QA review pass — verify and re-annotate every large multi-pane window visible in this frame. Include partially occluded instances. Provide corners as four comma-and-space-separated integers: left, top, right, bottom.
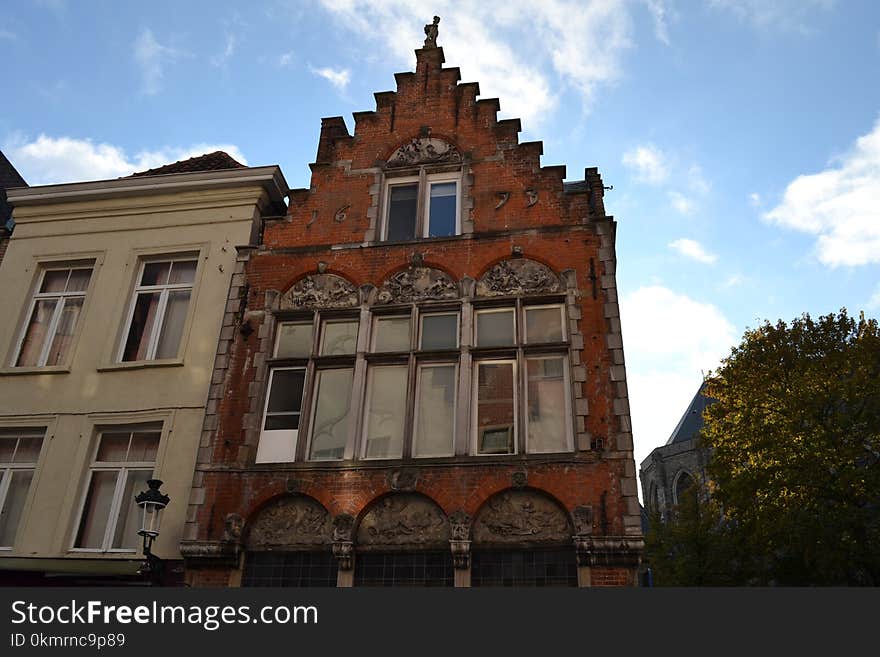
73, 427, 160, 551
472, 303, 571, 455
256, 312, 359, 464
382, 172, 460, 242
119, 256, 197, 362
14, 265, 93, 367
0, 430, 44, 549
256, 300, 573, 464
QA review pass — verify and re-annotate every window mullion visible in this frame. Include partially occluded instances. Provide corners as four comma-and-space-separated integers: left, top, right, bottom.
0, 469, 12, 518
36, 295, 65, 367
417, 168, 428, 238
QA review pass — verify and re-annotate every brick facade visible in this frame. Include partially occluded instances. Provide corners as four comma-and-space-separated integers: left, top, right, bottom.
182, 42, 642, 587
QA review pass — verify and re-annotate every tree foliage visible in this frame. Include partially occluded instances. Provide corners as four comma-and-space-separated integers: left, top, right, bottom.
702, 309, 880, 585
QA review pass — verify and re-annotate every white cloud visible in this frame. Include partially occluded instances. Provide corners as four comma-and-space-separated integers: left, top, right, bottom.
709, 0, 836, 34
668, 238, 718, 264
133, 29, 184, 95
622, 143, 668, 184
278, 51, 294, 67
764, 117, 880, 267
211, 33, 237, 67
722, 273, 745, 288
749, 192, 762, 207
315, 1, 632, 125
642, 0, 671, 45
309, 65, 351, 91
687, 165, 710, 195
668, 191, 695, 215
4, 134, 248, 185
620, 285, 737, 487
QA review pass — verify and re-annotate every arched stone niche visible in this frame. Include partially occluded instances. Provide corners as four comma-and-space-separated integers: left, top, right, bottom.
472, 489, 572, 546
386, 137, 462, 168
375, 266, 458, 305
278, 273, 359, 310
355, 493, 450, 549
244, 495, 332, 550
475, 259, 562, 297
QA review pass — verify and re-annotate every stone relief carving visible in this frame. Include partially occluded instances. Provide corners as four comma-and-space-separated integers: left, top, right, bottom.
356, 495, 450, 547
475, 259, 561, 297
334, 204, 350, 223
388, 469, 419, 492
279, 274, 359, 310
245, 496, 331, 548
449, 511, 471, 541
525, 189, 538, 207
386, 137, 461, 168
376, 266, 458, 304
495, 192, 510, 209
223, 513, 244, 542
511, 471, 528, 489
572, 506, 594, 536
473, 490, 571, 544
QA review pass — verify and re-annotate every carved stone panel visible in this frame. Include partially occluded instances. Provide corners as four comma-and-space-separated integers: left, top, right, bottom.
473, 490, 571, 545
376, 266, 458, 305
245, 496, 331, 549
475, 259, 561, 297
356, 494, 450, 548
279, 274, 359, 310
386, 137, 461, 168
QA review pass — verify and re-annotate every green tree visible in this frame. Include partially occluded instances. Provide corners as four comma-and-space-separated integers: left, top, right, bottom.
703, 310, 880, 585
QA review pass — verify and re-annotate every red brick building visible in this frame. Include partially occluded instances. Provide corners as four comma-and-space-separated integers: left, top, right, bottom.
181, 29, 642, 587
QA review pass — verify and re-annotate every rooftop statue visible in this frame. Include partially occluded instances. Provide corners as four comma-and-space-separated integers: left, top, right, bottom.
423, 15, 440, 47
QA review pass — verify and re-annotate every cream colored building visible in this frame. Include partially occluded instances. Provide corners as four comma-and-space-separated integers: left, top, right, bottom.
0, 156, 287, 583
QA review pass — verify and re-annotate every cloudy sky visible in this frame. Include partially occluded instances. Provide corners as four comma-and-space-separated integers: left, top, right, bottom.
3, 1, 879, 497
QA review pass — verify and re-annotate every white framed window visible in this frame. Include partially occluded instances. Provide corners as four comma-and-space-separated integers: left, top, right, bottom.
381, 172, 460, 242
0, 430, 44, 549
275, 321, 314, 358
306, 368, 354, 461
320, 319, 359, 356
413, 363, 457, 458
14, 265, 93, 367
362, 365, 408, 459
524, 355, 572, 453
255, 367, 307, 464
523, 305, 566, 344
474, 308, 516, 347
119, 256, 197, 362
473, 360, 518, 455
371, 315, 412, 352
72, 427, 160, 552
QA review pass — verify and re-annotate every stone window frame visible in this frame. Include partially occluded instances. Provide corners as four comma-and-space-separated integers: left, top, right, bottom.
672, 470, 695, 506
0, 427, 46, 550
469, 298, 574, 457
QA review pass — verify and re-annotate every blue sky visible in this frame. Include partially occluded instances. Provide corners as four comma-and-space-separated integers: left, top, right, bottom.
3, 1, 879, 492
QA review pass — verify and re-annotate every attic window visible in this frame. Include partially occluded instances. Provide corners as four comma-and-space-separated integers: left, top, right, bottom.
382, 172, 460, 241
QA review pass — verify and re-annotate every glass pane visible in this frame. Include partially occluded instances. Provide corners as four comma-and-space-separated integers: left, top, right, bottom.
420, 314, 458, 350
526, 307, 564, 343
526, 358, 568, 453
364, 366, 407, 459
0, 470, 35, 547
0, 438, 15, 463
168, 260, 197, 284
75, 471, 118, 548
275, 322, 313, 358
12, 436, 43, 464
476, 362, 515, 454
155, 289, 191, 359
40, 270, 68, 293
45, 296, 83, 366
321, 321, 358, 356
128, 432, 160, 462
373, 316, 410, 352
387, 183, 418, 241
308, 369, 353, 461
414, 365, 456, 457
141, 262, 171, 286
476, 310, 515, 347
265, 369, 306, 430
428, 182, 457, 237
97, 433, 131, 462
122, 292, 161, 361
66, 268, 92, 292
16, 299, 58, 366
112, 470, 153, 549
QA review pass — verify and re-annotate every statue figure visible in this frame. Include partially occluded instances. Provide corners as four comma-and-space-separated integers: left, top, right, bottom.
424, 16, 440, 48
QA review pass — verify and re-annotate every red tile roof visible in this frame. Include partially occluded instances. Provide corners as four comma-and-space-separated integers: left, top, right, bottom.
129, 151, 245, 177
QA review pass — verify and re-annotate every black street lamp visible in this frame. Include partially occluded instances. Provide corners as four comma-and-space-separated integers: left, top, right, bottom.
135, 479, 170, 586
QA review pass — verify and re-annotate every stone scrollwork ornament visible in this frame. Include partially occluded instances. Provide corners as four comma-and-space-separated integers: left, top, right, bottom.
473, 490, 571, 544
376, 266, 458, 304
279, 273, 359, 310
475, 259, 562, 297
357, 495, 450, 547
245, 496, 331, 549
386, 137, 461, 168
